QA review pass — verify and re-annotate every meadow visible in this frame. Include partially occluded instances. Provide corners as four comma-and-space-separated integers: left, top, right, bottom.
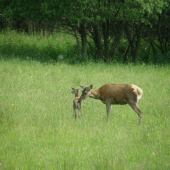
0, 31, 170, 169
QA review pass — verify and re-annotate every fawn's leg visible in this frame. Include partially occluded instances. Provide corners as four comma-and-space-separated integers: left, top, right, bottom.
73, 105, 77, 118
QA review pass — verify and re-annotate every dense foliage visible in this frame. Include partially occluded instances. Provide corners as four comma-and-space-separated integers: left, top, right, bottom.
0, 0, 170, 63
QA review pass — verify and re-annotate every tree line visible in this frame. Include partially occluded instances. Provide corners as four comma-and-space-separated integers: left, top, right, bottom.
0, 0, 170, 63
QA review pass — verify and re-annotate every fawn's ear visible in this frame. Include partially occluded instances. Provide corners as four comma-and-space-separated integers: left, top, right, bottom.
71, 87, 76, 94
71, 90, 76, 94
79, 85, 86, 89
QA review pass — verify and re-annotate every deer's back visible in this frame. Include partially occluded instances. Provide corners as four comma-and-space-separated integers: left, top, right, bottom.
99, 84, 138, 104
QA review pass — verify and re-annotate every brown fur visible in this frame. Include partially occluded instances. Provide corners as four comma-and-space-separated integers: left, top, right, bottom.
79, 84, 143, 125
71, 88, 82, 118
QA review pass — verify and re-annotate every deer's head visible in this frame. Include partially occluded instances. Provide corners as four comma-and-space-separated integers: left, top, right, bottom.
78, 85, 93, 101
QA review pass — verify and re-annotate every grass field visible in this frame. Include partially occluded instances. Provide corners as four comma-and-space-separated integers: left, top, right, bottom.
0, 32, 170, 169
0, 58, 170, 170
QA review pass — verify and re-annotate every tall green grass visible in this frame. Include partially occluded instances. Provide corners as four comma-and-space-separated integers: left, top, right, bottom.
0, 32, 170, 169
0, 30, 80, 63
0, 58, 170, 169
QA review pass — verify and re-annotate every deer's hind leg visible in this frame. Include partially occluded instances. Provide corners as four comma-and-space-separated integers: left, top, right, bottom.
128, 102, 142, 125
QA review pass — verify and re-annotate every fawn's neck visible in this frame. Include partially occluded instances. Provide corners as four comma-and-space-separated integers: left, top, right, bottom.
75, 91, 79, 98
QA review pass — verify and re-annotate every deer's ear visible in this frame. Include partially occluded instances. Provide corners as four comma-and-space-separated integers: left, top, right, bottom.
88, 85, 93, 91
72, 87, 75, 90
79, 85, 86, 89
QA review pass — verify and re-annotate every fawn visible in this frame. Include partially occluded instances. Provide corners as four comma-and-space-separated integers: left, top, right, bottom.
71, 87, 82, 118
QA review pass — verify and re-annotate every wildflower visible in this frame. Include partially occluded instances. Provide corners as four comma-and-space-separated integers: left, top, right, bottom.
152, 152, 155, 156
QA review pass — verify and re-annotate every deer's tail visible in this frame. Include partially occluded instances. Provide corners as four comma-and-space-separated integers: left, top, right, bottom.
132, 84, 143, 100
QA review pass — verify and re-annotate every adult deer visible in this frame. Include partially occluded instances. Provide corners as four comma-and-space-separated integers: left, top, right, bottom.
71, 87, 82, 118
78, 84, 143, 125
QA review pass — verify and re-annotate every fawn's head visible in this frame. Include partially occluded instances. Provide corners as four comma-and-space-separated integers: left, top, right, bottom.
71, 87, 80, 97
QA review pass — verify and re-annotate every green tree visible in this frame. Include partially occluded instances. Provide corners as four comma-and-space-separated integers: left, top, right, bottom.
0, 0, 169, 63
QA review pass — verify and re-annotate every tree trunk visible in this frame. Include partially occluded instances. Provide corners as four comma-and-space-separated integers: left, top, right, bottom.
132, 25, 142, 62
93, 24, 103, 59
158, 24, 164, 54
111, 21, 125, 59
103, 20, 110, 62
124, 23, 135, 62
148, 28, 156, 61
123, 44, 131, 62
0, 15, 4, 31
73, 26, 81, 56
80, 23, 87, 58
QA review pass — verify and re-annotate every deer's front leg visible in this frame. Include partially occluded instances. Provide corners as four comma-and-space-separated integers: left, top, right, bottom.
79, 103, 83, 117
106, 102, 111, 121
